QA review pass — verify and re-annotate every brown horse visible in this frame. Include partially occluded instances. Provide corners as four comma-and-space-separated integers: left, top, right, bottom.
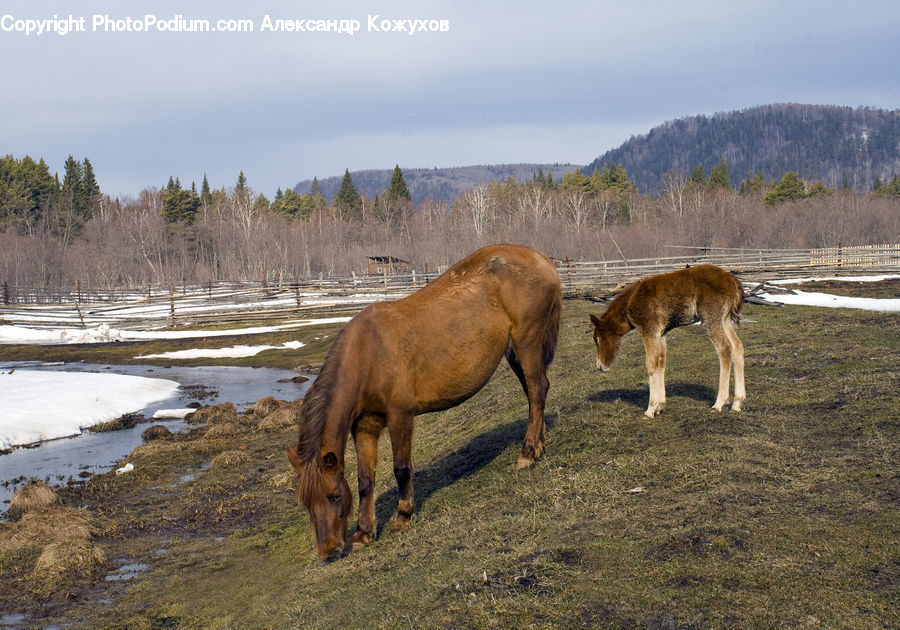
589, 264, 745, 418
286, 244, 562, 561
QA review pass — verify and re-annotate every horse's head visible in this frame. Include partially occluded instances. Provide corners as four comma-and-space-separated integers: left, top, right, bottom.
589, 312, 622, 372
286, 446, 352, 562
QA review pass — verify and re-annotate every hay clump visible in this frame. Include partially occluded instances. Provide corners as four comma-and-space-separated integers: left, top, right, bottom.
186, 402, 238, 425
251, 396, 284, 418
7, 481, 61, 521
142, 424, 174, 442
1, 505, 106, 580
210, 450, 251, 468
259, 400, 304, 431
204, 422, 244, 439
33, 539, 107, 578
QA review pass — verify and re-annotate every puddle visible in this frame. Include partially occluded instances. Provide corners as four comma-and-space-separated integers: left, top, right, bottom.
1, 614, 27, 628
104, 562, 151, 582
0, 363, 311, 507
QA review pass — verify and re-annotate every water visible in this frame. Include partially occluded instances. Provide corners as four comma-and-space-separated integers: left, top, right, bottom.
0, 363, 311, 508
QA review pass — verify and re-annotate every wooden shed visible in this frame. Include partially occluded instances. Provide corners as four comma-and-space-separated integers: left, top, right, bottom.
366, 255, 412, 275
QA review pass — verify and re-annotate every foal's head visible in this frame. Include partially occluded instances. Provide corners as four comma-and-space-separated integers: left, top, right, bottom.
589, 312, 624, 372
286, 447, 352, 562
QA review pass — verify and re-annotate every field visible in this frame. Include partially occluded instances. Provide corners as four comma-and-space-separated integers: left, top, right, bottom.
1, 280, 898, 629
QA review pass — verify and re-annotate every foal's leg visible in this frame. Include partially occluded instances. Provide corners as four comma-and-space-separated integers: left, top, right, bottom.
707, 321, 733, 412
725, 322, 745, 411
507, 343, 550, 470
641, 332, 667, 417
351, 416, 383, 549
387, 412, 415, 531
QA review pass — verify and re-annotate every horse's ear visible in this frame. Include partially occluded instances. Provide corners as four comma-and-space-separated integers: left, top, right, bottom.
322, 451, 338, 471
285, 446, 304, 475
589, 313, 601, 327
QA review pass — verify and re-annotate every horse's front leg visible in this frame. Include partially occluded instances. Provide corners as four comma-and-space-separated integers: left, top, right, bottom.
641, 332, 666, 418
387, 412, 415, 531
351, 417, 382, 549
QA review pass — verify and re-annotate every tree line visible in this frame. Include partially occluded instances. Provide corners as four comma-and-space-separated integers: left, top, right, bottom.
1, 154, 898, 291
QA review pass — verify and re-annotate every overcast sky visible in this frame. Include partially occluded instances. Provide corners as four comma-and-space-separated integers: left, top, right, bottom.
2, 0, 898, 198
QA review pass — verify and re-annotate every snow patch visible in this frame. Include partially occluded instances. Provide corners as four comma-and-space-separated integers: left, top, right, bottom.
0, 370, 179, 449
136, 340, 305, 359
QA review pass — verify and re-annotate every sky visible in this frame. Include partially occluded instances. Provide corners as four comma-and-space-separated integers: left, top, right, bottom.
2, 0, 898, 199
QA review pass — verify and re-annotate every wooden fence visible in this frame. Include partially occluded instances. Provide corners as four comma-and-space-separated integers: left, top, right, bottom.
2, 245, 898, 329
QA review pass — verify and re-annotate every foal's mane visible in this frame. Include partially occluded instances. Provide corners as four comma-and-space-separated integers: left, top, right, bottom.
606, 279, 640, 310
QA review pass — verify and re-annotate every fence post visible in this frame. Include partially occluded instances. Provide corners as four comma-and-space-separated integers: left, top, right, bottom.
169, 284, 176, 327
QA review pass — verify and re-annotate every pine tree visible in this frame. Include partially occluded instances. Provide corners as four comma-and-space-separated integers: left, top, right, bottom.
310, 177, 322, 198
334, 168, 361, 220
200, 173, 212, 206
163, 176, 200, 223
386, 165, 411, 201
81, 158, 100, 218
764, 171, 807, 206
690, 163, 707, 185
236, 170, 247, 193
708, 159, 731, 190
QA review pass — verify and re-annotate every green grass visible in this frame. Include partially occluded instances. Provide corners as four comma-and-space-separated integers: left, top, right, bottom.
1, 292, 898, 629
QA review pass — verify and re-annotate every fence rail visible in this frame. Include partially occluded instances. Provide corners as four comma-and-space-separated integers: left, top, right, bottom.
2, 246, 898, 330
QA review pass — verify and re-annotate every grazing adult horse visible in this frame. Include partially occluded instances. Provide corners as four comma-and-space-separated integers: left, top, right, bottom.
286, 244, 562, 561
589, 264, 745, 418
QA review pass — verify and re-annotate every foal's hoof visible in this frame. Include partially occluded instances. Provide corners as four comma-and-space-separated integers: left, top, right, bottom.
731, 400, 743, 412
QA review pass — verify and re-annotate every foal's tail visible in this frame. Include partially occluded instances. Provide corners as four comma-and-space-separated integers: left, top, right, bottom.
730, 272, 745, 326
542, 288, 562, 367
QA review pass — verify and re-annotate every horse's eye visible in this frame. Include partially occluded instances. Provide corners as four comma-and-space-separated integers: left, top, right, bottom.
328, 494, 341, 505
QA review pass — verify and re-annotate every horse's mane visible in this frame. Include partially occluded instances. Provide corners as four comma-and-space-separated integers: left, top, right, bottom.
297, 327, 349, 466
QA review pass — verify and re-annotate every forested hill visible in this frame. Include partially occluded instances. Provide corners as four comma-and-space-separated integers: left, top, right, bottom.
584, 104, 900, 193
293, 163, 581, 205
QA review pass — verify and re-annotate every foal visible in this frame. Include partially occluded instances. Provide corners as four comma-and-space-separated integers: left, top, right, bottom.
590, 264, 745, 418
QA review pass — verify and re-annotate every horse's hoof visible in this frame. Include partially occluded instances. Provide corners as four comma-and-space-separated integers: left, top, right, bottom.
351, 531, 372, 549
389, 516, 412, 532
515, 455, 535, 471
731, 400, 743, 412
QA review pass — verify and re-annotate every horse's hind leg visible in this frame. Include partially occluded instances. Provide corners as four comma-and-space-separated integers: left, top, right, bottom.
506, 344, 549, 470
725, 322, 745, 411
707, 322, 733, 412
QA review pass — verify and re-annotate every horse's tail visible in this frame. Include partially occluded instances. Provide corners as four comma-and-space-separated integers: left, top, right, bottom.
730, 272, 745, 326
542, 287, 562, 367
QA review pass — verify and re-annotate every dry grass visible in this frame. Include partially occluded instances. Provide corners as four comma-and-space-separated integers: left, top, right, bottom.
141, 424, 174, 441
259, 400, 303, 431
204, 422, 245, 439
32, 539, 107, 579
187, 402, 239, 424
6, 482, 60, 521
210, 450, 251, 468
250, 396, 284, 417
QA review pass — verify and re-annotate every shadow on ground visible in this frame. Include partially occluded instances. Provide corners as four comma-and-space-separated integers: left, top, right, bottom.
373, 413, 558, 536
